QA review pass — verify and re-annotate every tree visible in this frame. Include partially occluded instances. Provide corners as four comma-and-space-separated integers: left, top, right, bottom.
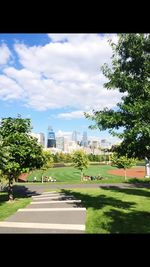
0, 116, 45, 200
85, 34, 150, 160
72, 150, 89, 181
110, 153, 136, 181
0, 136, 10, 190
41, 151, 54, 183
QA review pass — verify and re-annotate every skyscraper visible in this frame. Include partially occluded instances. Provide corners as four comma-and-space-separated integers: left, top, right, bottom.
47, 126, 56, 148
81, 131, 88, 147
72, 131, 78, 143
56, 136, 64, 150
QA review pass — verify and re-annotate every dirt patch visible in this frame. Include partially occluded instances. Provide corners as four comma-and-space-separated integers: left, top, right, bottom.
108, 167, 145, 178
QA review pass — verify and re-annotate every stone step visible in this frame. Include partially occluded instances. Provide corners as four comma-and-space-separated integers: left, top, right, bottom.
0, 227, 85, 233
6, 210, 86, 225
18, 208, 86, 212
30, 200, 81, 204
26, 202, 82, 209
0, 221, 85, 232
32, 196, 74, 201
32, 193, 68, 199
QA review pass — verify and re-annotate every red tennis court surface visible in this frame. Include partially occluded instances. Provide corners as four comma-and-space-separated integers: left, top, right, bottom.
108, 167, 145, 178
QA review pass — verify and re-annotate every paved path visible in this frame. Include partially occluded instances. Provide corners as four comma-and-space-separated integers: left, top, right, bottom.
12, 182, 150, 196
0, 191, 86, 233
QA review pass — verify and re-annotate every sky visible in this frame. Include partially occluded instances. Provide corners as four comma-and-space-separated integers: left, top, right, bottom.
0, 33, 124, 144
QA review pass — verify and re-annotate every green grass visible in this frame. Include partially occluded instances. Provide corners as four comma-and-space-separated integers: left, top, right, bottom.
0, 192, 31, 221
60, 187, 150, 233
27, 165, 126, 183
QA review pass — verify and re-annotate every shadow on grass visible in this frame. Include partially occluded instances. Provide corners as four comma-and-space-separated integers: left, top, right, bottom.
102, 209, 150, 233
60, 189, 135, 210
60, 188, 150, 233
0, 185, 41, 204
127, 178, 150, 186
101, 186, 150, 198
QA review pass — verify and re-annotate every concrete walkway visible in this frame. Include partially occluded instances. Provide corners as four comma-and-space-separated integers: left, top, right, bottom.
12, 182, 150, 197
0, 191, 86, 233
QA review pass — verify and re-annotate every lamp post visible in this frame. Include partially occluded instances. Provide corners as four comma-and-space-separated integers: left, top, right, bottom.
145, 157, 150, 178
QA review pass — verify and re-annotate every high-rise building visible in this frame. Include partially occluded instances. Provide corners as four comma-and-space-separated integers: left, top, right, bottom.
91, 140, 99, 149
39, 132, 45, 147
72, 131, 78, 143
56, 136, 64, 151
47, 126, 56, 148
101, 139, 111, 149
64, 139, 80, 153
81, 131, 88, 147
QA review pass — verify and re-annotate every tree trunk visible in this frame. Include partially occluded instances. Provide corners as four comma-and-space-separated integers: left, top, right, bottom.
124, 169, 127, 181
8, 174, 13, 201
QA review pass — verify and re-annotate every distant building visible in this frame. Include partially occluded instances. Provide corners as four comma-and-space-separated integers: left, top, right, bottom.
56, 136, 64, 151
47, 126, 56, 148
81, 131, 88, 147
30, 132, 45, 147
101, 139, 111, 149
72, 131, 78, 143
39, 133, 45, 147
63, 138, 80, 153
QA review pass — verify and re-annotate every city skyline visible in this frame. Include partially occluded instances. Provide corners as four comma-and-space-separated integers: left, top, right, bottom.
0, 33, 123, 145
31, 127, 112, 155
31, 127, 115, 147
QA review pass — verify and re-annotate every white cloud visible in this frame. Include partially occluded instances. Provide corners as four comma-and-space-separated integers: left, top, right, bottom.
56, 130, 72, 139
0, 74, 23, 100
0, 34, 123, 112
0, 44, 11, 65
56, 110, 84, 120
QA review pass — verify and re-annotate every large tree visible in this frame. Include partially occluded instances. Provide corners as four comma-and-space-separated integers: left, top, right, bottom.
85, 34, 150, 160
0, 115, 45, 200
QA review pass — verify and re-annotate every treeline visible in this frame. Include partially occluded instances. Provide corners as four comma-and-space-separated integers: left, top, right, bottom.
51, 152, 110, 163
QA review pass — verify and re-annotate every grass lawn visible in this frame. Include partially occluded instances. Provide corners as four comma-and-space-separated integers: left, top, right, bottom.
60, 187, 150, 233
27, 165, 126, 183
0, 192, 31, 221
25, 164, 150, 185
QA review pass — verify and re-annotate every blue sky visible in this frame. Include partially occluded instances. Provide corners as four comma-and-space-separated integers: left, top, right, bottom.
0, 33, 123, 143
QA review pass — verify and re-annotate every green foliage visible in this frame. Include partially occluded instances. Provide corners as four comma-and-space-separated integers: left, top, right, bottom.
111, 153, 136, 169
72, 150, 89, 180
51, 152, 109, 164
42, 151, 54, 170
52, 152, 73, 163
0, 136, 11, 173
87, 153, 110, 162
85, 34, 150, 159
0, 116, 45, 181
111, 153, 136, 180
